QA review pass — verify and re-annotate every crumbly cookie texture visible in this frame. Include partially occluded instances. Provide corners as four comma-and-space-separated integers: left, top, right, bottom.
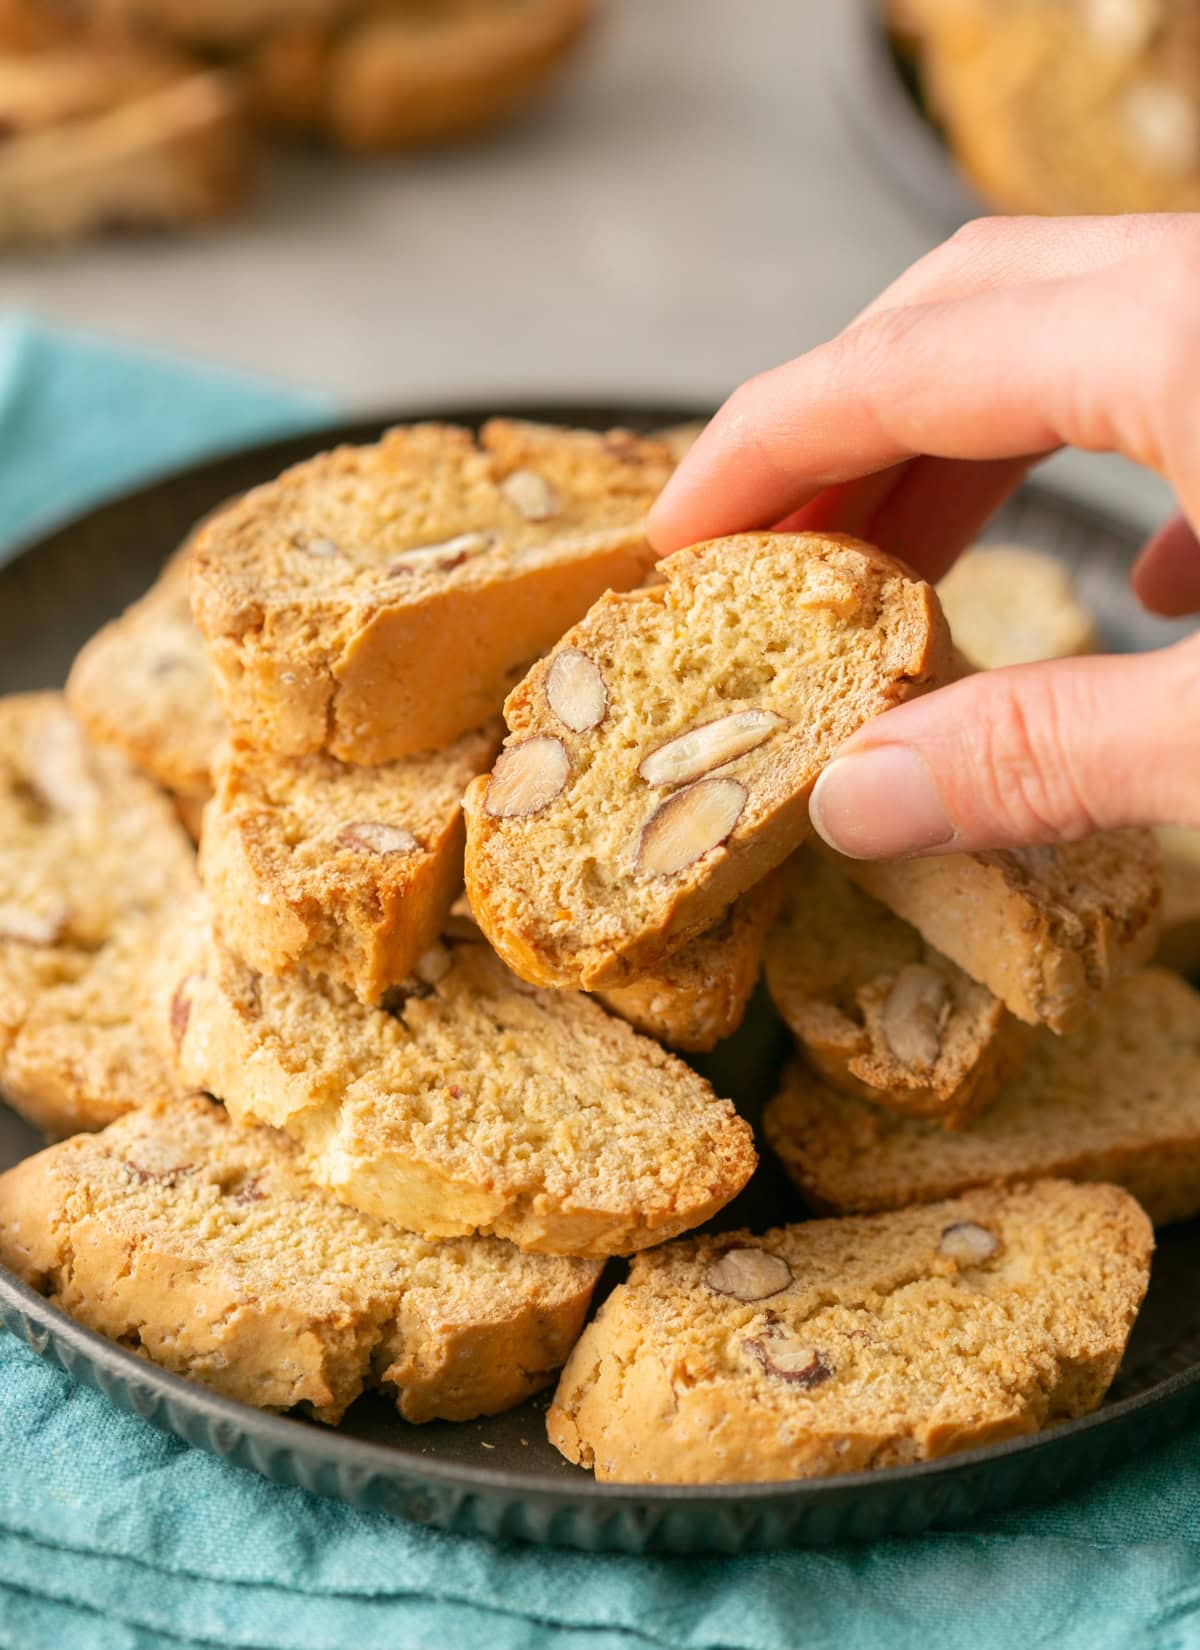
765, 967, 1200, 1225
0, 694, 196, 1137
0, 47, 253, 240
937, 544, 1098, 670
764, 849, 1025, 1126
464, 532, 952, 992
159, 902, 755, 1257
67, 541, 225, 815
595, 871, 785, 1052
0, 1095, 600, 1424
200, 723, 501, 1003
547, 1179, 1151, 1483
898, 0, 1200, 215
1154, 826, 1200, 975
828, 827, 1161, 1033
190, 420, 673, 765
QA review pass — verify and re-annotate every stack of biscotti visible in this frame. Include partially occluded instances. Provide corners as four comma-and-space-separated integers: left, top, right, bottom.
0, 0, 602, 239
0, 470, 1168, 1482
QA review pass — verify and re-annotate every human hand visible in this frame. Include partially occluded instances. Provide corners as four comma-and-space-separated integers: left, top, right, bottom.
647, 214, 1200, 859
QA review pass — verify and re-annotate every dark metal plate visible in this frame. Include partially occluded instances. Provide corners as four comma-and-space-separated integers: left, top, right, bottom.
0, 403, 1197, 1554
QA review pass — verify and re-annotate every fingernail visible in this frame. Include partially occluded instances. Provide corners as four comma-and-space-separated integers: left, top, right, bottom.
809, 746, 956, 859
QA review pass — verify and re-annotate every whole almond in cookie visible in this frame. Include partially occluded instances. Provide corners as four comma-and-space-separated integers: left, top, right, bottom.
547, 1181, 1152, 1483
465, 531, 952, 991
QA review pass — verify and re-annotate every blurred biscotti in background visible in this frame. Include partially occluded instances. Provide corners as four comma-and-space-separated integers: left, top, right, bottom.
0, 0, 602, 237
891, 0, 1200, 214
0, 39, 254, 239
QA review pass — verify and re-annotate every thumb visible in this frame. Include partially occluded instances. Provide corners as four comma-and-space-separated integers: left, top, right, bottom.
808, 637, 1200, 858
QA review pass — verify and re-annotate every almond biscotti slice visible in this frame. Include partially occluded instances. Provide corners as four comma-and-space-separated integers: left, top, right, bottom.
0, 694, 197, 1138
200, 724, 501, 1003
765, 967, 1200, 1225
464, 532, 951, 991
0, 1095, 600, 1424
595, 872, 784, 1052
829, 827, 1161, 1034
67, 542, 226, 824
765, 849, 1025, 1126
937, 544, 1098, 670
158, 902, 755, 1256
190, 420, 675, 765
0, 47, 254, 240
547, 1179, 1151, 1483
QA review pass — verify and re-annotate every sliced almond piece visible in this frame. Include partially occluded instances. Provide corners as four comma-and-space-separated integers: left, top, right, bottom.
879, 964, 950, 1070
639, 710, 785, 788
0, 904, 67, 946
414, 943, 452, 986
744, 1336, 834, 1388
636, 777, 746, 877
337, 822, 421, 854
546, 648, 607, 733
502, 469, 559, 521
939, 1221, 1000, 1265
484, 737, 570, 819
387, 532, 494, 576
294, 534, 340, 558
27, 715, 101, 814
1084, 0, 1159, 53
705, 1247, 792, 1301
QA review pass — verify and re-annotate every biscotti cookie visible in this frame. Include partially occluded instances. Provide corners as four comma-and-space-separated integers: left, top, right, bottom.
464, 531, 951, 990
937, 544, 1098, 670
159, 902, 755, 1256
67, 542, 225, 818
320, 0, 599, 151
764, 850, 1024, 1126
595, 872, 784, 1053
830, 827, 1161, 1033
765, 967, 1200, 1225
1154, 826, 1200, 975
0, 695, 196, 1136
0, 48, 253, 240
200, 723, 501, 1003
901, 0, 1200, 216
190, 420, 673, 765
0, 1095, 600, 1423
547, 1179, 1151, 1483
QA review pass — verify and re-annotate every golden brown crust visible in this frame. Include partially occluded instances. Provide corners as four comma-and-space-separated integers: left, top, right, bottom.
465, 532, 953, 991
595, 871, 784, 1052
157, 900, 756, 1256
0, 1095, 600, 1423
324, 0, 600, 151
200, 723, 500, 1002
190, 420, 673, 765
547, 1180, 1152, 1483
765, 849, 1026, 1126
67, 542, 225, 804
828, 828, 1162, 1032
0, 694, 197, 1137
765, 967, 1200, 1225
0, 48, 255, 240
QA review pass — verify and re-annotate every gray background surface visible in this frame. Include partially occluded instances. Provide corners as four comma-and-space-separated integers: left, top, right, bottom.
1, 0, 1172, 529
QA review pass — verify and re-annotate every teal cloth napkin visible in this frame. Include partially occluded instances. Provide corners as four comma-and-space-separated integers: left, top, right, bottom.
1, 313, 1199, 1650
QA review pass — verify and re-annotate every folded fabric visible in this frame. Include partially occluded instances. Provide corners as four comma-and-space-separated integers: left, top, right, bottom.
0, 313, 1198, 1650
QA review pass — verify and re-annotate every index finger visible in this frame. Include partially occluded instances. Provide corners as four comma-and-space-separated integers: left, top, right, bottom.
646, 250, 1189, 554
